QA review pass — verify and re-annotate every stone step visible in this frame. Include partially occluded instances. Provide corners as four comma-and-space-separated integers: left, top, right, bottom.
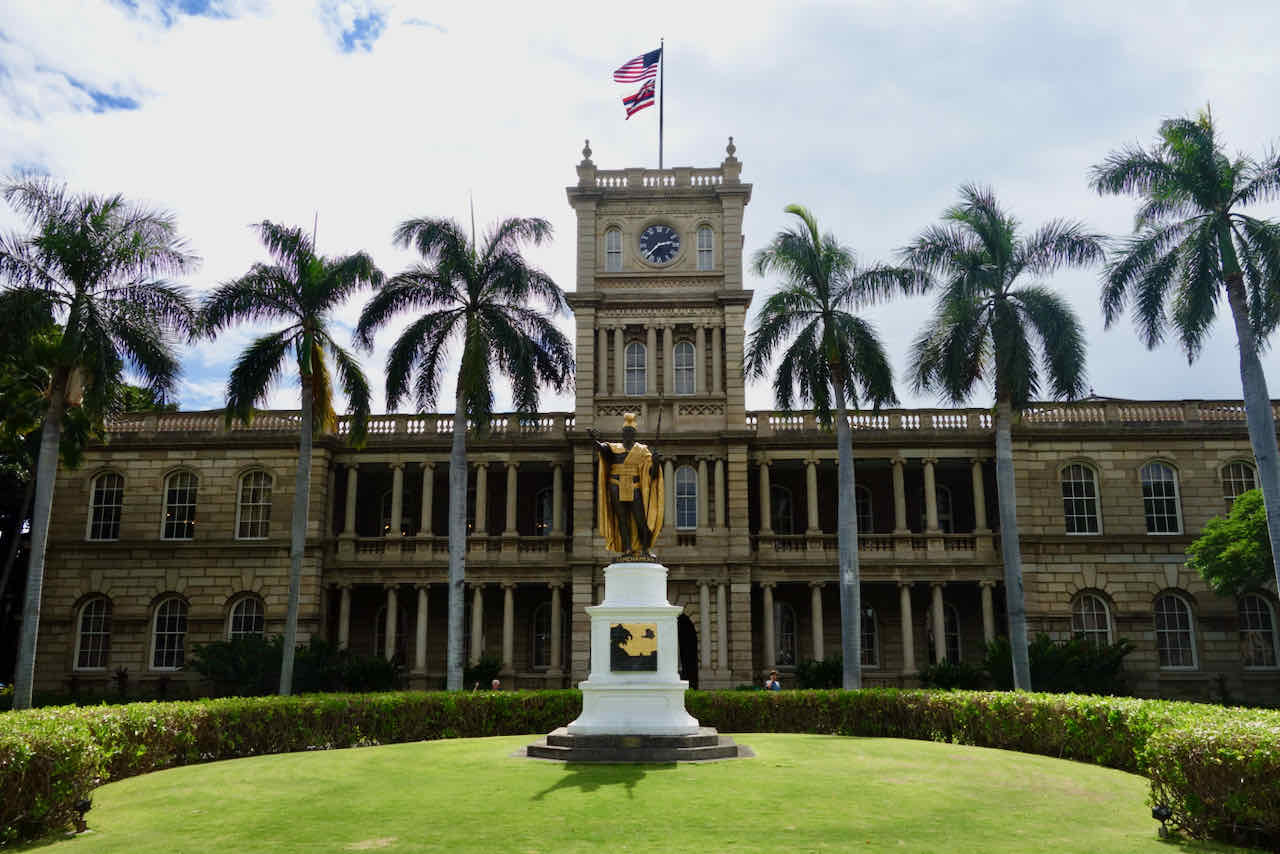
545, 726, 721, 749
524, 728, 752, 763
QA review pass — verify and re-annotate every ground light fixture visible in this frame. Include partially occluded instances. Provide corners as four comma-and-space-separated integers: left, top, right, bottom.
1151, 803, 1172, 838
73, 797, 92, 834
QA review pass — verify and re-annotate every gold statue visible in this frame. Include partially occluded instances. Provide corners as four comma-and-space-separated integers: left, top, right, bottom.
587, 413, 664, 558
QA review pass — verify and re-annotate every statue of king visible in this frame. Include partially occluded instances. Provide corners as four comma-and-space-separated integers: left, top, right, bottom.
587, 413, 664, 558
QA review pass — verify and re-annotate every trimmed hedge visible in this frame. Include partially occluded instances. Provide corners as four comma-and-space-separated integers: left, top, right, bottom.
3, 689, 1278, 848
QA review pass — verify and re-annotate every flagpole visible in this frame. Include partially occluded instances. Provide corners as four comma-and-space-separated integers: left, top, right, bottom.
658, 38, 664, 169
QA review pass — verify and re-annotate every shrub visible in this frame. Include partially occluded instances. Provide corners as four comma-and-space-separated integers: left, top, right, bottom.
919, 659, 987, 690
985, 634, 1134, 695
793, 657, 842, 689
190, 637, 400, 696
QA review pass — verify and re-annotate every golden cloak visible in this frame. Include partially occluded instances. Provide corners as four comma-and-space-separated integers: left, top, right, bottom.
597, 441, 664, 554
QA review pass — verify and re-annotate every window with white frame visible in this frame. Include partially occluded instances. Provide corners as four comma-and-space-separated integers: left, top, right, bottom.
1222, 461, 1258, 512
770, 484, 794, 535
675, 465, 697, 530
926, 603, 962, 663
605, 227, 622, 272
88, 472, 124, 541
1071, 593, 1112, 647
674, 340, 695, 394
774, 601, 797, 666
1239, 593, 1279, 669
75, 597, 111, 670
152, 597, 188, 670
228, 596, 265, 640
861, 607, 878, 667
855, 484, 873, 533
1061, 463, 1101, 534
162, 470, 198, 540
1141, 462, 1182, 534
696, 225, 713, 270
624, 341, 646, 395
1154, 593, 1196, 668
236, 471, 272, 539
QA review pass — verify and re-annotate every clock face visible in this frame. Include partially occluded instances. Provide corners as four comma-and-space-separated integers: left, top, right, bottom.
638, 224, 681, 265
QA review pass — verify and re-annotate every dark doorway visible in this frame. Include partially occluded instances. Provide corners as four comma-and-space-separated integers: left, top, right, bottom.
677, 613, 699, 689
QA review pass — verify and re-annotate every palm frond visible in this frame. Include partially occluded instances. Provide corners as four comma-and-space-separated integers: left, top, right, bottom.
842, 264, 932, 306
1233, 147, 1280, 208
355, 268, 465, 349
251, 221, 313, 275
1099, 219, 1198, 329
457, 315, 494, 431
392, 217, 471, 264
315, 251, 383, 314
326, 336, 372, 446
744, 282, 821, 378
908, 290, 989, 403
225, 329, 294, 426
101, 281, 196, 339
1012, 286, 1087, 400
199, 267, 300, 335
1169, 224, 1221, 360
772, 319, 830, 419
1089, 145, 1176, 197
481, 217, 552, 262
1017, 220, 1105, 276
1233, 215, 1280, 341
830, 311, 898, 409
898, 223, 980, 278
990, 298, 1037, 405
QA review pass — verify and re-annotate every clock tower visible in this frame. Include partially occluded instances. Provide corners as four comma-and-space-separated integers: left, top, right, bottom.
565, 139, 754, 686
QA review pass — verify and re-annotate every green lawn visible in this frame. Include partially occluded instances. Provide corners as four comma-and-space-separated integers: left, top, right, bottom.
27, 734, 1254, 853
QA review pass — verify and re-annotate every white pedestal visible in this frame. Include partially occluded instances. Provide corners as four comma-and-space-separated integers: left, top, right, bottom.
567, 561, 700, 736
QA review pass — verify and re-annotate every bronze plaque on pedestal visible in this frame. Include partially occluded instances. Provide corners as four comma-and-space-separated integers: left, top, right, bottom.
610, 622, 658, 672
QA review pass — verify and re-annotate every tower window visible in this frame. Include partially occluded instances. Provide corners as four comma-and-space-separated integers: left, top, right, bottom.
605, 228, 622, 272
697, 226, 713, 270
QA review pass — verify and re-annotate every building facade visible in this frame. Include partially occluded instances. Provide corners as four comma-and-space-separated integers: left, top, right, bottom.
30, 143, 1280, 704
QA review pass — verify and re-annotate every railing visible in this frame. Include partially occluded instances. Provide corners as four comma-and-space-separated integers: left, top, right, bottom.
591, 166, 728, 190
105, 410, 574, 440
751, 532, 981, 556
338, 535, 567, 561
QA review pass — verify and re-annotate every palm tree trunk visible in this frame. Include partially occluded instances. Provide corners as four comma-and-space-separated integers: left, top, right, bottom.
11, 369, 68, 710
994, 396, 1031, 691
446, 386, 467, 691
0, 476, 36, 615
278, 376, 313, 695
1221, 259, 1280, 598
829, 366, 862, 690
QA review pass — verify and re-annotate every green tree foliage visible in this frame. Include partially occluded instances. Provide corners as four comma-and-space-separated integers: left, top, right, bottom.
1187, 489, 1273, 595
984, 634, 1134, 695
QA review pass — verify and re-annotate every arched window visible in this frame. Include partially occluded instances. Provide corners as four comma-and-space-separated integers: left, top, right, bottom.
674, 340, 695, 394
373, 603, 410, 663
1061, 463, 1101, 534
605, 227, 622, 272
1154, 593, 1196, 669
1141, 462, 1182, 534
774, 601, 797, 666
926, 603, 962, 664
236, 471, 272, 539
1222, 461, 1258, 512
861, 607, 878, 668
88, 472, 124, 541
675, 465, 698, 530
1071, 593, 1112, 647
696, 225, 714, 270
770, 484, 794, 535
1239, 593, 1279, 669
531, 601, 571, 669
855, 484, 873, 533
624, 340, 646, 395
151, 597, 188, 670
535, 487, 553, 536
74, 597, 112, 670
162, 470, 198, 540
227, 595, 265, 640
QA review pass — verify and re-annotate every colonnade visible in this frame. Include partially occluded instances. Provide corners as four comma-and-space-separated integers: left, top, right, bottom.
596, 323, 723, 396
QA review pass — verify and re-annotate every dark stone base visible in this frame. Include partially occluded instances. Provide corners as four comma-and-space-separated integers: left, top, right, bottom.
523, 727, 752, 763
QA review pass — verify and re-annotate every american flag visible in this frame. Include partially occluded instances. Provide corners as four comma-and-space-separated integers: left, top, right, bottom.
613, 47, 661, 83
622, 79, 655, 119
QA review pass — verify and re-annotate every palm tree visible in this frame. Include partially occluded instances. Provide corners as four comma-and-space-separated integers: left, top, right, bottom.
745, 204, 922, 690
355, 215, 573, 691
901, 185, 1103, 690
199, 221, 380, 695
0, 177, 197, 709
1091, 109, 1280, 598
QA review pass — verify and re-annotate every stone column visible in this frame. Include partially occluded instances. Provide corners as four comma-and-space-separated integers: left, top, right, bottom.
697, 458, 709, 532
420, 462, 434, 536
761, 582, 776, 671
342, 463, 359, 537
414, 584, 429, 673
597, 326, 609, 395
504, 460, 518, 535
663, 458, 676, 528
923, 457, 940, 534
714, 458, 726, 531
694, 325, 705, 394
711, 325, 722, 394
898, 581, 916, 675
716, 583, 728, 671
614, 323, 626, 395
551, 463, 564, 534
501, 582, 515, 675
469, 584, 484, 666
699, 581, 712, 670
805, 458, 820, 533
891, 456, 908, 534
474, 463, 488, 535
389, 463, 405, 538
931, 582, 946, 663
338, 583, 352, 651
664, 324, 675, 394
758, 459, 773, 534
384, 584, 398, 661
980, 580, 996, 644
810, 582, 825, 661
971, 458, 989, 532
646, 324, 657, 394
549, 583, 564, 676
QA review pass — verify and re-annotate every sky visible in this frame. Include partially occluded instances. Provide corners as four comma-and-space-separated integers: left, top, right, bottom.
2, 0, 1279, 416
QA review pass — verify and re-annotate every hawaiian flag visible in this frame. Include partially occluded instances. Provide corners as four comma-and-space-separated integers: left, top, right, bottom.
613, 48, 661, 83
622, 79, 655, 119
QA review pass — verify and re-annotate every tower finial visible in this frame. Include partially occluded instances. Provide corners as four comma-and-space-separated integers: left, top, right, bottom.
581, 139, 593, 164
726, 136, 736, 158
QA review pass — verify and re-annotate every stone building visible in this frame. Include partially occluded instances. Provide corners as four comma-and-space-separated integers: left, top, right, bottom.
29, 143, 1280, 705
